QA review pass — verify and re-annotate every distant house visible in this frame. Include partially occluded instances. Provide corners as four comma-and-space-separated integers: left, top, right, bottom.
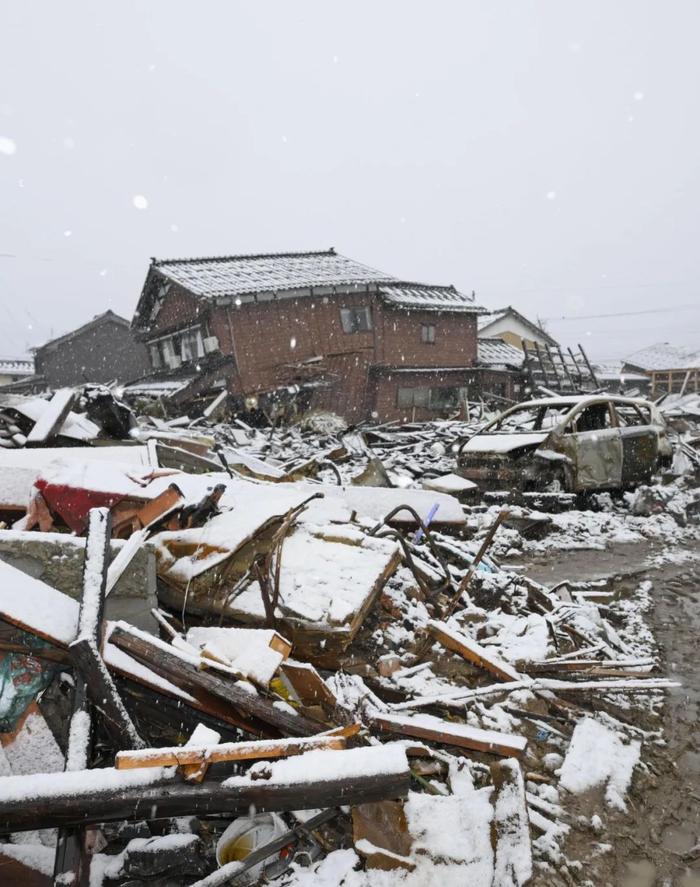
478, 306, 557, 351
623, 343, 700, 397
0, 357, 34, 387
129, 249, 487, 422
591, 360, 650, 395
11, 310, 150, 392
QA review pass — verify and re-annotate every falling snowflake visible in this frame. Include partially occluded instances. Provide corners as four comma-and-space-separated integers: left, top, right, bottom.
63, 230, 72, 237
170, 223, 179, 232
235, 297, 242, 307
132, 194, 149, 210
0, 136, 17, 156
99, 268, 108, 277
290, 337, 297, 349
546, 191, 557, 201
633, 91, 644, 102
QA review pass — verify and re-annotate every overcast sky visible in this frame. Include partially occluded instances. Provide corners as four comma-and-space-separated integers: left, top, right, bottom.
1, 1, 699, 362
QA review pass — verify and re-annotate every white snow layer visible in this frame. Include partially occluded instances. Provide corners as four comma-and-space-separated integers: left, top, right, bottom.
559, 717, 641, 810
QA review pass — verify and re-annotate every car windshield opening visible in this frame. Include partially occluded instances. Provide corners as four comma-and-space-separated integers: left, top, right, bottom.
489, 403, 572, 433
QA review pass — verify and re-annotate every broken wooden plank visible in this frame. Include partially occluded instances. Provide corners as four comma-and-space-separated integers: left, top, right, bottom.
25, 388, 77, 445
115, 732, 350, 771
352, 800, 414, 872
279, 659, 338, 707
393, 676, 679, 713
368, 711, 527, 758
0, 745, 410, 833
427, 620, 521, 682
108, 623, 326, 737
178, 723, 221, 783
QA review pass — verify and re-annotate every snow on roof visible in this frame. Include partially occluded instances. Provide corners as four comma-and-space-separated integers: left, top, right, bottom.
624, 342, 700, 371
378, 283, 484, 313
148, 250, 483, 314
477, 309, 508, 330
153, 249, 394, 298
123, 377, 195, 398
0, 357, 34, 376
592, 361, 649, 382
477, 337, 524, 367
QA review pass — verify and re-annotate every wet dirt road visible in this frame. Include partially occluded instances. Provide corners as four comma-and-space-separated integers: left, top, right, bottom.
517, 540, 700, 887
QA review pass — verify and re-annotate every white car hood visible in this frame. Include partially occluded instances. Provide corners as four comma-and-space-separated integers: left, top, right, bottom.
462, 432, 550, 455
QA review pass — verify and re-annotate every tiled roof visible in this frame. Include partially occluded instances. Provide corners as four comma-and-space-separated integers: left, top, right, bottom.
477, 337, 524, 367
35, 310, 130, 352
378, 283, 484, 313
624, 343, 700, 371
0, 358, 34, 376
153, 249, 394, 298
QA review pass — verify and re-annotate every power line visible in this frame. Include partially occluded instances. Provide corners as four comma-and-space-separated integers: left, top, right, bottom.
542, 303, 700, 322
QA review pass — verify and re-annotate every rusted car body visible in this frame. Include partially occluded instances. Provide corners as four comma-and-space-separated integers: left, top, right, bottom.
457, 395, 672, 493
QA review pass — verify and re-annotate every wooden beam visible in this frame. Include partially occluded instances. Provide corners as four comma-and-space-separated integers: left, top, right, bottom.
0, 747, 410, 833
427, 620, 521, 682
68, 509, 144, 752
54, 508, 113, 887
369, 712, 527, 758
109, 624, 327, 737
115, 732, 349, 771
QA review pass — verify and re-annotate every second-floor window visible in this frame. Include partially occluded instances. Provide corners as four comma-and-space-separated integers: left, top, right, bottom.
421, 324, 436, 344
148, 325, 205, 369
340, 306, 372, 334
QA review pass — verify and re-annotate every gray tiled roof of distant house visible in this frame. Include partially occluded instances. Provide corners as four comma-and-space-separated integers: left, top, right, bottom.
624, 343, 700, 371
378, 283, 485, 313
477, 337, 524, 367
153, 249, 395, 297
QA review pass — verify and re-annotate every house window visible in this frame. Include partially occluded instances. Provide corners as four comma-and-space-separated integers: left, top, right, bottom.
421, 324, 436, 344
398, 386, 466, 411
147, 325, 205, 370
340, 306, 372, 334
397, 387, 430, 408
429, 387, 461, 411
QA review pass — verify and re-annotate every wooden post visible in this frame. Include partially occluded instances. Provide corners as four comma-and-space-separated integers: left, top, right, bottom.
68, 509, 145, 752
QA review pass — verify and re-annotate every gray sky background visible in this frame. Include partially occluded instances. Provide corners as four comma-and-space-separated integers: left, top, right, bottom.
1, 1, 699, 362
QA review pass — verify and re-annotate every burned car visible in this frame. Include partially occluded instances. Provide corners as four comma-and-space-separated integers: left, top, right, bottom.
457, 395, 672, 493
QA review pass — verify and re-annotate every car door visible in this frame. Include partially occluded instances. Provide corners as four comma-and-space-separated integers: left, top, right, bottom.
614, 402, 659, 486
565, 401, 623, 491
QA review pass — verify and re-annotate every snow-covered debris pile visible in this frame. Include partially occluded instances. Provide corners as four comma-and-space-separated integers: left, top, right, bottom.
0, 407, 695, 885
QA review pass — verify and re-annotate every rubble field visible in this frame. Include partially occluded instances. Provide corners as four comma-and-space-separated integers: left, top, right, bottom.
0, 385, 698, 886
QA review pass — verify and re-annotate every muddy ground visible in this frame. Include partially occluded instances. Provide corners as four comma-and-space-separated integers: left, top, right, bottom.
514, 539, 700, 887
